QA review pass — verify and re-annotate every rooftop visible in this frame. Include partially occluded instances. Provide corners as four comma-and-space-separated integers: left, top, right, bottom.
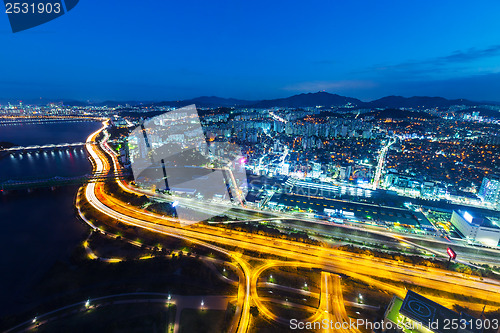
456, 210, 500, 230
399, 290, 483, 333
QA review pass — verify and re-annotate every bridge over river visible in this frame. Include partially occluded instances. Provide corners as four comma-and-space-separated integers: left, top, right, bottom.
0, 142, 95, 153
0, 171, 132, 191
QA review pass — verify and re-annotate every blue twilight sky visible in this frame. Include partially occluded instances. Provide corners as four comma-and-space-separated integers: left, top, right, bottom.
1, 0, 500, 102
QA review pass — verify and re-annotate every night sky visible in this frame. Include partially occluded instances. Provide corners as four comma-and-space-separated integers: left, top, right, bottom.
2, 0, 500, 102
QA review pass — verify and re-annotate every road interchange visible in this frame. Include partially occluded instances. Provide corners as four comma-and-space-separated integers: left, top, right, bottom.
80, 123, 500, 332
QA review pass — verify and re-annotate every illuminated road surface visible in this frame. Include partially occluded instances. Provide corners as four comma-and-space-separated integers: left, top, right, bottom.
82, 124, 500, 331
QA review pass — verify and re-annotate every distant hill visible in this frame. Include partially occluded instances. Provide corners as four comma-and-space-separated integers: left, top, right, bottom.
364, 95, 475, 109
121, 92, 362, 108
251, 92, 362, 108
135, 92, 485, 109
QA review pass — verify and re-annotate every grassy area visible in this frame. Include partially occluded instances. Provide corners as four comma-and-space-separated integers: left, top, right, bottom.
36, 303, 175, 333
264, 302, 315, 321
259, 267, 321, 294
33, 248, 235, 299
258, 287, 319, 308
88, 231, 147, 259
249, 315, 315, 333
179, 309, 226, 333
214, 262, 240, 282
215, 220, 321, 246
342, 275, 393, 309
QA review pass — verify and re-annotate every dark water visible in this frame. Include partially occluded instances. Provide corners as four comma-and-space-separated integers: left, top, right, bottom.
0, 121, 102, 315
0, 149, 93, 180
0, 120, 99, 147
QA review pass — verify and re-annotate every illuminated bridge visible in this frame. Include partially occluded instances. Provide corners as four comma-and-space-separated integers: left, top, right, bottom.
0, 171, 132, 191
0, 142, 96, 153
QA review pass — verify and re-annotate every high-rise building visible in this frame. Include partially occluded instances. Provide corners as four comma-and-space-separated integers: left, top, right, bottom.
478, 174, 500, 208
281, 163, 290, 176
119, 142, 130, 166
311, 162, 321, 178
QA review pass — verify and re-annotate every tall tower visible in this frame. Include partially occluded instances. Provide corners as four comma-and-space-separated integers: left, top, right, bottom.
478, 174, 500, 208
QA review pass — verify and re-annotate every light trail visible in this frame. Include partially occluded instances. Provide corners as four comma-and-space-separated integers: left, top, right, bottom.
84, 123, 251, 333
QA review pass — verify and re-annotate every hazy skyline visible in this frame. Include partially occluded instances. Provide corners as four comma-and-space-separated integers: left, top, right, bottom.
2, 0, 500, 102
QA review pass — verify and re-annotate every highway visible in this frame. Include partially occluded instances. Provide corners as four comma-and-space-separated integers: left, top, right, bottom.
372, 137, 396, 190
84, 124, 251, 333
114, 168, 500, 267
81, 123, 500, 331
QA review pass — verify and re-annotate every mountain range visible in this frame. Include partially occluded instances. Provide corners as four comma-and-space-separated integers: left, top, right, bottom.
144, 92, 484, 109
125, 92, 495, 109
2, 92, 499, 109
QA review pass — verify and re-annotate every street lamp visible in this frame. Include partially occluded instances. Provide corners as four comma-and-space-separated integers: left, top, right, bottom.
32, 317, 37, 324
85, 299, 90, 308
201, 300, 204, 310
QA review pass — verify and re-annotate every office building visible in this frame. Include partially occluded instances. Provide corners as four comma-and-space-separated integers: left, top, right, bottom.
478, 175, 500, 208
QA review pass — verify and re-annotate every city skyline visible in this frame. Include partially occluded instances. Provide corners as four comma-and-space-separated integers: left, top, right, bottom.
1, 90, 499, 107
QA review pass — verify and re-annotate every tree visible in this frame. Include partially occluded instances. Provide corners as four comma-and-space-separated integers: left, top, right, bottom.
250, 306, 259, 317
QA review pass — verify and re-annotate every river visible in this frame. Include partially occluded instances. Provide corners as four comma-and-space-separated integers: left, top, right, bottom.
0, 120, 102, 315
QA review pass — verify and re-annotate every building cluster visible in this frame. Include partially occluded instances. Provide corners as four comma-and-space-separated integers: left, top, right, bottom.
105, 104, 500, 212
182, 108, 379, 186
0, 102, 114, 116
